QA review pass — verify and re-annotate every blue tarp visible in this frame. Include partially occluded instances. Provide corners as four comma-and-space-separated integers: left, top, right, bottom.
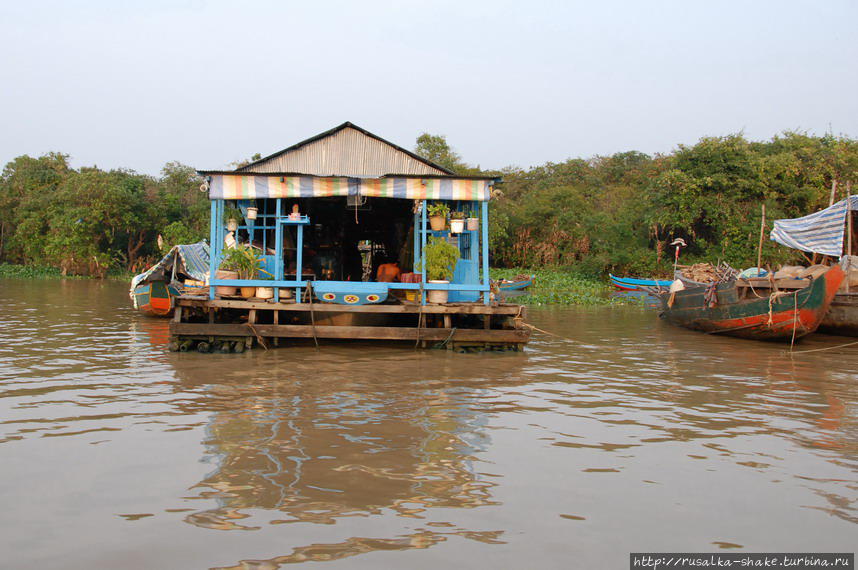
770, 196, 858, 257
130, 242, 210, 292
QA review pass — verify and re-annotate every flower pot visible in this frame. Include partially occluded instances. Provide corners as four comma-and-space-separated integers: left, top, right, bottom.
450, 219, 465, 234
240, 286, 257, 298
246, 207, 258, 220
429, 215, 446, 232
227, 218, 239, 232
278, 288, 294, 300
289, 212, 301, 221
427, 280, 449, 304
215, 270, 238, 296
467, 217, 479, 231
256, 286, 274, 299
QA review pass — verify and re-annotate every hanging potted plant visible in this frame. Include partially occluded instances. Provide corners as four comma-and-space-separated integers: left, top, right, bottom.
427, 202, 450, 232
419, 236, 460, 304
223, 205, 243, 232
246, 204, 258, 220
466, 210, 479, 231
450, 211, 466, 234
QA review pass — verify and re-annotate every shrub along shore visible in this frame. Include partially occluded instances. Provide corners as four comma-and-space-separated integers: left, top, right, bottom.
2, 131, 855, 284
0, 263, 631, 306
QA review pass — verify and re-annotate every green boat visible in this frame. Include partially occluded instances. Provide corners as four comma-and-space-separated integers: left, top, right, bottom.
655, 265, 844, 341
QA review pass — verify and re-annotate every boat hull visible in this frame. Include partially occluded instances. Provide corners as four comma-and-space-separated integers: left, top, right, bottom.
498, 276, 534, 291
818, 292, 858, 337
658, 266, 844, 341
133, 281, 179, 317
610, 274, 672, 291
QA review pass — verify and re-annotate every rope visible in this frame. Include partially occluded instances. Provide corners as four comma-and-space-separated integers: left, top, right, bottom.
767, 291, 792, 325
247, 323, 269, 351
434, 327, 457, 349
307, 281, 319, 350
414, 281, 425, 349
789, 289, 799, 351
520, 321, 576, 340
787, 339, 858, 356
746, 279, 766, 299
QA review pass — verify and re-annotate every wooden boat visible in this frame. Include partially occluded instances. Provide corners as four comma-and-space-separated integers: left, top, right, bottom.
770, 195, 858, 337
655, 265, 844, 341
131, 242, 210, 317
498, 275, 534, 291
610, 274, 672, 291
132, 281, 181, 317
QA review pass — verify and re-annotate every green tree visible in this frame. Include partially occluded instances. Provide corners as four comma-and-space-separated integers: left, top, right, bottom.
414, 133, 478, 174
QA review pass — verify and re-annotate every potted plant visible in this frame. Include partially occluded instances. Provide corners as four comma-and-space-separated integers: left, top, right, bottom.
256, 275, 274, 299
237, 245, 266, 298
246, 204, 258, 220
223, 205, 243, 232
466, 210, 479, 231
450, 210, 466, 234
216, 246, 244, 296
427, 202, 450, 232
419, 236, 460, 304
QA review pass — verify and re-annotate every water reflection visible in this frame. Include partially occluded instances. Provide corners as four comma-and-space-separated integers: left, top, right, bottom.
0, 281, 856, 569
165, 348, 523, 566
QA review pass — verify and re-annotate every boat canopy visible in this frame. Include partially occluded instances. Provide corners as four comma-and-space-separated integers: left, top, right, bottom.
205, 174, 494, 201
770, 196, 858, 256
130, 242, 210, 291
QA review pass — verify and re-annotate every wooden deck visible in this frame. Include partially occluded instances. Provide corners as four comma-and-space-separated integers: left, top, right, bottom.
169, 295, 531, 352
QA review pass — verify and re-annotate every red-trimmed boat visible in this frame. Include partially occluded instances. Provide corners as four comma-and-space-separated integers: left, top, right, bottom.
655, 265, 844, 341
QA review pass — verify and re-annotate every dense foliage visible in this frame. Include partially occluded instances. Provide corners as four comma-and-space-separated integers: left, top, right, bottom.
0, 155, 209, 276
2, 131, 856, 279
431, 132, 858, 277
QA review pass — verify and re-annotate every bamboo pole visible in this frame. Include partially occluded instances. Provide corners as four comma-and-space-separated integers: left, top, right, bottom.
757, 203, 766, 276
846, 180, 852, 293
846, 180, 852, 255
829, 178, 838, 206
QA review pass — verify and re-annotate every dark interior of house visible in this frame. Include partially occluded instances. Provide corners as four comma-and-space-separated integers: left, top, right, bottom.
235, 197, 415, 282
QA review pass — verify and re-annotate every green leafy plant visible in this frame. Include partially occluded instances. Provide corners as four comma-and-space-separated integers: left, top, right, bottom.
419, 236, 460, 281
450, 210, 466, 220
427, 202, 450, 218
223, 205, 244, 224
218, 246, 245, 273
219, 244, 270, 280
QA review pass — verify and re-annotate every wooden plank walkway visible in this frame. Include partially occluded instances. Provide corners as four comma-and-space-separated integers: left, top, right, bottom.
170, 295, 531, 351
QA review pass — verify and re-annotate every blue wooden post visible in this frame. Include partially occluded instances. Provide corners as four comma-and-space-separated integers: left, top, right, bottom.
481, 200, 490, 305
412, 207, 420, 274
208, 199, 218, 300
274, 198, 282, 302
296, 224, 304, 303
420, 201, 427, 304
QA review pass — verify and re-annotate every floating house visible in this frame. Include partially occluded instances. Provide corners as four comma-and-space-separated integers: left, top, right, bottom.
170, 122, 531, 351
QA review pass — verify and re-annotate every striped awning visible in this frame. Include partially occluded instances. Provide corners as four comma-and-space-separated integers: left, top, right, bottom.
770, 196, 858, 256
209, 175, 492, 201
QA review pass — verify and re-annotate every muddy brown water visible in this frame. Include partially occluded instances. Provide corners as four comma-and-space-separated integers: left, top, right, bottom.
0, 279, 855, 569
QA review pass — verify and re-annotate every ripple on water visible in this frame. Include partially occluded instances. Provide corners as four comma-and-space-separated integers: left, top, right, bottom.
0, 284, 856, 568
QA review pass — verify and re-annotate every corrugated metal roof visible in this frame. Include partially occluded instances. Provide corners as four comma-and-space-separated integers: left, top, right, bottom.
235, 122, 454, 177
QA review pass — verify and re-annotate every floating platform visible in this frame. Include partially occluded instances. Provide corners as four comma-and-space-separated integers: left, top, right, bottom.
169, 295, 531, 352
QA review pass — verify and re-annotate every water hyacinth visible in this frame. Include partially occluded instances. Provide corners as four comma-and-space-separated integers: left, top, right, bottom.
491, 267, 647, 306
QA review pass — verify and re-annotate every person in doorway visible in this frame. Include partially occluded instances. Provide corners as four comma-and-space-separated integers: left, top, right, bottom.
376, 258, 401, 282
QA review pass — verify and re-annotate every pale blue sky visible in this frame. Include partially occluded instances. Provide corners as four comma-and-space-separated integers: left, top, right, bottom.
1, 0, 856, 175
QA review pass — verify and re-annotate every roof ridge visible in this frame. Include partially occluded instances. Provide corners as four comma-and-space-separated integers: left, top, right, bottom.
236, 122, 455, 175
